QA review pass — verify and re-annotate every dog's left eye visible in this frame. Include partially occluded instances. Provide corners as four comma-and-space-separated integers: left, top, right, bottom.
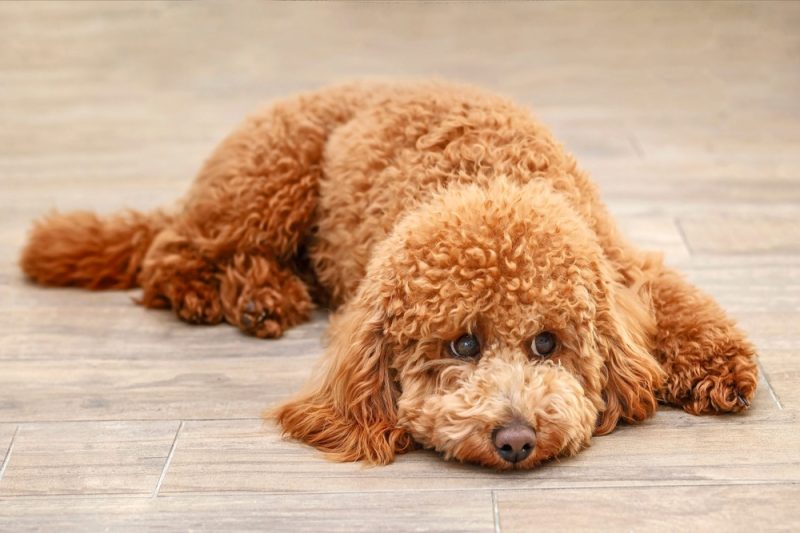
449, 334, 480, 360
531, 331, 558, 357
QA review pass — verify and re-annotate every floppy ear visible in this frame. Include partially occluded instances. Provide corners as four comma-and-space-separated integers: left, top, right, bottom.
272, 292, 413, 464
595, 281, 666, 435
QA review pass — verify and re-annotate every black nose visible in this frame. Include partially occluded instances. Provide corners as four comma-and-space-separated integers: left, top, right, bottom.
493, 423, 536, 463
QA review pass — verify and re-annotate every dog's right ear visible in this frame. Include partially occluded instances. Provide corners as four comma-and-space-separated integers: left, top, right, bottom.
271, 286, 413, 464
594, 279, 665, 435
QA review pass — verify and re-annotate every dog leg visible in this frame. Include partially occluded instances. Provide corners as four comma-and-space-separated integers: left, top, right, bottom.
136, 85, 372, 335
643, 265, 758, 414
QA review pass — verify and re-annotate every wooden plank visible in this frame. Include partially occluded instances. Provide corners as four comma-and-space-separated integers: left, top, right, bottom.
735, 315, 800, 352
630, 117, 800, 166
496, 484, 800, 532
762, 348, 800, 413
679, 258, 800, 314
0, 491, 494, 532
678, 213, 800, 255
0, 354, 317, 422
160, 399, 795, 495
591, 160, 800, 204
615, 214, 690, 263
0, 421, 179, 496
547, 117, 640, 161
0, 296, 328, 360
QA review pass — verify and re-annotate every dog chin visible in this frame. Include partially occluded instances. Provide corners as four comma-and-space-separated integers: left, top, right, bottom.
406, 410, 595, 471
400, 361, 598, 470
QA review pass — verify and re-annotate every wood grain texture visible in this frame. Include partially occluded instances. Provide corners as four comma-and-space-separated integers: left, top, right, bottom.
0, 424, 19, 482
0, 491, 494, 532
496, 484, 800, 532
0, 1, 798, 530
0, 421, 179, 496
0, 355, 318, 422
679, 214, 800, 255
160, 401, 796, 495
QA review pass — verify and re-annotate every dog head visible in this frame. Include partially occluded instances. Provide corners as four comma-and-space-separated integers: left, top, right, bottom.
275, 178, 664, 469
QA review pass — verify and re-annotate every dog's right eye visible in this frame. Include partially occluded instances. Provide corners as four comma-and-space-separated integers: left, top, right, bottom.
449, 334, 480, 360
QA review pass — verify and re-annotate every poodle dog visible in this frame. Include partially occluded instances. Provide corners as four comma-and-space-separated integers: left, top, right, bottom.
20, 80, 758, 469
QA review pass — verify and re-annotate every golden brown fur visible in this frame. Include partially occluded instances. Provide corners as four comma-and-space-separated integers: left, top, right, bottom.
20, 80, 758, 469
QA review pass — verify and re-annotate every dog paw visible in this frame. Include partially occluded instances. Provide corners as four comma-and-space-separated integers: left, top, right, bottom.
660, 335, 758, 416
238, 298, 284, 338
219, 261, 313, 339
681, 366, 757, 415
174, 284, 223, 325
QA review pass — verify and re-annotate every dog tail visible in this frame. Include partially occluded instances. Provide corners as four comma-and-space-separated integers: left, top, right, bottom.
20, 209, 171, 290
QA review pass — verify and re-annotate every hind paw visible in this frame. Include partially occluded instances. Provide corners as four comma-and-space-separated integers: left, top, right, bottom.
219, 254, 314, 339
174, 283, 224, 325
236, 296, 285, 338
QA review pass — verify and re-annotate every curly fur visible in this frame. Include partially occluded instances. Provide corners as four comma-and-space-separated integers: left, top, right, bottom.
20, 80, 758, 469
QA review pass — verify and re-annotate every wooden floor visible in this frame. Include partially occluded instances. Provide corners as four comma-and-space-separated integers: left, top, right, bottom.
1, 2, 799, 531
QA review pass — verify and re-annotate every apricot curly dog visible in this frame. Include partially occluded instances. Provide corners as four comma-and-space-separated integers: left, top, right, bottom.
21, 81, 758, 469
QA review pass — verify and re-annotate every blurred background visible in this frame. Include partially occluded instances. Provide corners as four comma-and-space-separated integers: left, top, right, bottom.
1, 1, 797, 226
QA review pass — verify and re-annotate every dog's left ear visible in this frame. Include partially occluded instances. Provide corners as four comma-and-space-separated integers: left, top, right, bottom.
272, 286, 413, 464
594, 280, 665, 435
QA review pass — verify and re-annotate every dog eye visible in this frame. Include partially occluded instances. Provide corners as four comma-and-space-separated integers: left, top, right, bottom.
449, 334, 480, 360
531, 331, 557, 357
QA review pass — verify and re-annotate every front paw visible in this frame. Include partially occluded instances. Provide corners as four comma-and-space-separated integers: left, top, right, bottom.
661, 341, 758, 415
682, 367, 757, 415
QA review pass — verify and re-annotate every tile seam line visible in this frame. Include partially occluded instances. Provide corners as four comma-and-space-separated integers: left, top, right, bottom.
153, 420, 183, 498
673, 217, 695, 256
0, 425, 19, 483
758, 359, 784, 410
492, 490, 502, 533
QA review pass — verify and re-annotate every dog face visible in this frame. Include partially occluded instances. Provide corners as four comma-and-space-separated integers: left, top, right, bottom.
275, 178, 664, 469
